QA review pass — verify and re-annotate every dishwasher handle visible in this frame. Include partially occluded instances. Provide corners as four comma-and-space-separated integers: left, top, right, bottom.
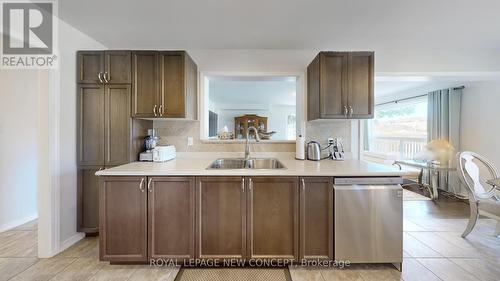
334, 177, 403, 186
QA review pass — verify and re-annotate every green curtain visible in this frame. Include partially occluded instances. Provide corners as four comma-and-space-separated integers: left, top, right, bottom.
427, 87, 463, 195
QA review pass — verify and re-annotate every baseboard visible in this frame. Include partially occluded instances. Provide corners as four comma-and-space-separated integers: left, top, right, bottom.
59, 232, 85, 253
0, 213, 38, 233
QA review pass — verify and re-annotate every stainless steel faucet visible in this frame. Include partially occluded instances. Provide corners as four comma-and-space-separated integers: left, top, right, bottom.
244, 126, 260, 160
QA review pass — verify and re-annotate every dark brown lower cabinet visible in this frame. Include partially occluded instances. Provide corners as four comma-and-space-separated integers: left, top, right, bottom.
247, 177, 299, 260
196, 177, 247, 259
99, 177, 148, 262
148, 177, 195, 260
77, 166, 102, 233
299, 177, 334, 260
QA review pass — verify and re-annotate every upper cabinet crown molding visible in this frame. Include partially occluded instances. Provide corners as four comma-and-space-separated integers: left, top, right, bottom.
132, 50, 198, 119
77, 51, 131, 84
307, 51, 374, 120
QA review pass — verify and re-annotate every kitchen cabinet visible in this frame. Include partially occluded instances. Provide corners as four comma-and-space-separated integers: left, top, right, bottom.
99, 177, 148, 262
299, 177, 334, 260
196, 177, 246, 259
77, 84, 132, 166
247, 177, 299, 260
148, 177, 195, 260
77, 166, 102, 233
104, 84, 132, 166
307, 51, 374, 120
77, 84, 105, 166
132, 51, 159, 118
132, 51, 197, 119
77, 51, 131, 84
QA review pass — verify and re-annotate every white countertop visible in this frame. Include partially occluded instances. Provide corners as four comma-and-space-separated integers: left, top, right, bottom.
96, 152, 408, 177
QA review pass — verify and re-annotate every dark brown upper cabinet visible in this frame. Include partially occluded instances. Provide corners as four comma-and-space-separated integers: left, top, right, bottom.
132, 51, 197, 119
307, 51, 374, 120
131, 51, 159, 118
77, 84, 132, 167
77, 51, 131, 84
299, 177, 334, 260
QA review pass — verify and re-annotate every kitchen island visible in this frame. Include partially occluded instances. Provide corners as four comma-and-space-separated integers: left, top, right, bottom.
96, 152, 407, 270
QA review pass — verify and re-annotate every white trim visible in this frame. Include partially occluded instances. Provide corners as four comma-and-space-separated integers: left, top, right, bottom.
198, 71, 306, 142
0, 213, 38, 233
38, 69, 61, 258
59, 232, 85, 253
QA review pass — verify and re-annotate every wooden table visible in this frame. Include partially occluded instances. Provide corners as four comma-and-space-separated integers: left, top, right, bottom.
394, 160, 456, 200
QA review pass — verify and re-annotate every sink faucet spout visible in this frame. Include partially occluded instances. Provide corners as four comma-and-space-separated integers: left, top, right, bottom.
244, 126, 260, 160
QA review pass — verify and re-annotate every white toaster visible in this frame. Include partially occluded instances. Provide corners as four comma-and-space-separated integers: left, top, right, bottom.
152, 145, 176, 162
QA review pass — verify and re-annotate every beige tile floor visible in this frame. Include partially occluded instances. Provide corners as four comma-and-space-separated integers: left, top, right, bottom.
1, 198, 499, 281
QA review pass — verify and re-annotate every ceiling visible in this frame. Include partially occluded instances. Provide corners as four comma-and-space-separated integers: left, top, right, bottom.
209, 78, 296, 107
59, 0, 500, 50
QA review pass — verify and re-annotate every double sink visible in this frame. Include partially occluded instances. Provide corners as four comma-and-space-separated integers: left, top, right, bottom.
207, 158, 286, 170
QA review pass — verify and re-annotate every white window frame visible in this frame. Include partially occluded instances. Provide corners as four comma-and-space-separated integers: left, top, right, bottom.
198, 71, 306, 143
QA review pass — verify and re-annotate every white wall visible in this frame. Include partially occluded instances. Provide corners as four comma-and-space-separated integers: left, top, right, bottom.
460, 81, 500, 167
0, 70, 40, 231
57, 21, 106, 247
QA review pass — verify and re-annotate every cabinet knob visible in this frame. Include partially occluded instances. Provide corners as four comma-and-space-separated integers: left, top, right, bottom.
103, 72, 109, 83
349, 105, 354, 117
301, 178, 305, 191
153, 105, 158, 117
344, 105, 348, 118
241, 178, 245, 192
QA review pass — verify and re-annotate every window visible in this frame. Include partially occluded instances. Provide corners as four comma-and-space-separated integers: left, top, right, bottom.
204, 75, 297, 141
364, 97, 428, 160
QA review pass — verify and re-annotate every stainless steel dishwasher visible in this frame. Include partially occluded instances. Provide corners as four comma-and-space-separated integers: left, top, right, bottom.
334, 177, 403, 270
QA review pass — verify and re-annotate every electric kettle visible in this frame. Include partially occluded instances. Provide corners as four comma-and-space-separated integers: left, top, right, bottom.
307, 141, 321, 161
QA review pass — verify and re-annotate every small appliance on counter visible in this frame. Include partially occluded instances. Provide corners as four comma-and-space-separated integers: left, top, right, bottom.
139, 129, 158, 162
152, 145, 176, 162
329, 138, 345, 161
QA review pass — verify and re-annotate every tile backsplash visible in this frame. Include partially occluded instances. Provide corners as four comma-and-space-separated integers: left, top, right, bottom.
153, 119, 352, 153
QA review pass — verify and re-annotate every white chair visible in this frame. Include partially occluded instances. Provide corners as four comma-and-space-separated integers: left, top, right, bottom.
457, 151, 500, 238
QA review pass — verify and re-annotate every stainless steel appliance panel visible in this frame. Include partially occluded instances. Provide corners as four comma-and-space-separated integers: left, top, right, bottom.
334, 183, 403, 264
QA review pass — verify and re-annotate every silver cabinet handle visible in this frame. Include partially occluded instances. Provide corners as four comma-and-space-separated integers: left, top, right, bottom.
159, 105, 164, 116
103, 72, 109, 83
139, 178, 145, 192
249, 178, 253, 191
97, 72, 104, 84
147, 178, 153, 192
301, 178, 305, 191
241, 178, 245, 192
344, 105, 348, 118
153, 105, 158, 117
349, 105, 354, 117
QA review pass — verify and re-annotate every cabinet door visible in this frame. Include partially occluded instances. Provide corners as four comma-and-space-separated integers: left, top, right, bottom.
104, 84, 131, 166
320, 52, 348, 119
77, 84, 105, 166
299, 177, 334, 260
132, 51, 159, 118
247, 177, 299, 260
159, 52, 184, 117
196, 177, 246, 259
77, 166, 102, 233
99, 177, 147, 262
105, 51, 131, 84
77, 51, 104, 84
347, 52, 374, 118
148, 177, 195, 260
